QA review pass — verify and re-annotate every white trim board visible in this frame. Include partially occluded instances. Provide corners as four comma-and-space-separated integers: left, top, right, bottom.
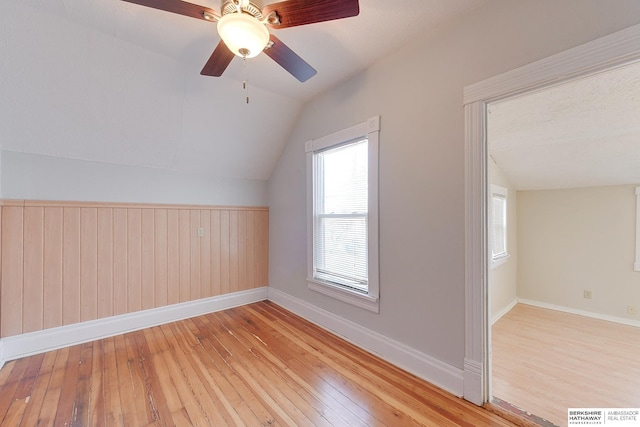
267, 287, 464, 397
518, 298, 640, 329
635, 186, 640, 271
0, 287, 268, 367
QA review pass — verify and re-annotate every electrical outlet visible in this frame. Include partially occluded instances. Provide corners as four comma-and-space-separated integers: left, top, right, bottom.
197, 227, 204, 237
583, 290, 592, 299
627, 305, 637, 315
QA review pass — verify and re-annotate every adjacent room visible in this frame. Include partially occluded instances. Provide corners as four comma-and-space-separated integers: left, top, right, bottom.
1, 0, 640, 425
488, 61, 640, 426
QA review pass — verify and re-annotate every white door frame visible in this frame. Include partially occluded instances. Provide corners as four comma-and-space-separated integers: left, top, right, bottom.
462, 23, 640, 405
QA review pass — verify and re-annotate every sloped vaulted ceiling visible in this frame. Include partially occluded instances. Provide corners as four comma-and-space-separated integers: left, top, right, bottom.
1, 0, 485, 180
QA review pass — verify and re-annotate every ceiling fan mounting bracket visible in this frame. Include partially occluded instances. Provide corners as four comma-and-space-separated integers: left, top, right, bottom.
222, 0, 263, 19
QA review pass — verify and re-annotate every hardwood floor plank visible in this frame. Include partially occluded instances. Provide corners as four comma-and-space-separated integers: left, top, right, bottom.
223, 308, 370, 426
130, 329, 174, 426
123, 332, 157, 425
233, 305, 399, 426
0, 302, 519, 427
1, 357, 41, 424
248, 306, 418, 425
200, 312, 320, 425
247, 302, 455, 426
69, 342, 94, 426
89, 339, 106, 427
158, 322, 221, 425
207, 310, 326, 426
143, 326, 191, 422
492, 303, 640, 427
188, 316, 282, 426
18, 351, 56, 425
53, 344, 82, 426
2, 397, 28, 426
0, 360, 16, 387
174, 319, 270, 426
114, 333, 142, 426
12, 352, 46, 404
171, 321, 249, 426
36, 347, 69, 426
101, 337, 124, 425
212, 312, 334, 426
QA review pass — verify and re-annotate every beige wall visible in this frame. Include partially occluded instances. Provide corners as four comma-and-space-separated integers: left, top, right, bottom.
489, 160, 518, 322
517, 185, 640, 320
268, 0, 640, 369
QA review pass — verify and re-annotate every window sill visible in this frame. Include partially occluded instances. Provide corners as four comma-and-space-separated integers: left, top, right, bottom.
307, 278, 379, 313
491, 254, 510, 269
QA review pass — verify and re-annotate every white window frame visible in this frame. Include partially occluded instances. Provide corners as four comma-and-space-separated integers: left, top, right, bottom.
306, 116, 380, 313
489, 184, 509, 268
635, 186, 640, 272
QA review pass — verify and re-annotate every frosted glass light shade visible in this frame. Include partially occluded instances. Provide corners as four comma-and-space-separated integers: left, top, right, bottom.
217, 13, 270, 58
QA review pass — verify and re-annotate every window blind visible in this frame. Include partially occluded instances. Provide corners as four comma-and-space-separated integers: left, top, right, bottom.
313, 139, 368, 292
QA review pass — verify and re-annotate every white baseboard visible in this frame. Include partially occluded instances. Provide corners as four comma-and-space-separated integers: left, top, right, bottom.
491, 298, 518, 325
518, 298, 640, 328
463, 358, 484, 405
0, 340, 4, 371
0, 287, 268, 366
267, 288, 464, 397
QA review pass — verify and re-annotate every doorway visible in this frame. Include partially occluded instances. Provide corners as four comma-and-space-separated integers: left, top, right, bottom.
486, 61, 640, 425
462, 22, 640, 415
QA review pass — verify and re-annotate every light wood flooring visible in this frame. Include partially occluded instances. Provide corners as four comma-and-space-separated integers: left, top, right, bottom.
492, 303, 640, 427
0, 301, 516, 426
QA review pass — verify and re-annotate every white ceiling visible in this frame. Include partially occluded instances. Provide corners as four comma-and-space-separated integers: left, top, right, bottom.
20, 0, 486, 102
488, 60, 640, 191
2, 0, 486, 181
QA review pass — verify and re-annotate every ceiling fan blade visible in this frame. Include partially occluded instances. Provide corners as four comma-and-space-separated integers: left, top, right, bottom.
263, 35, 317, 82
263, 0, 359, 29
122, 0, 218, 21
201, 41, 235, 77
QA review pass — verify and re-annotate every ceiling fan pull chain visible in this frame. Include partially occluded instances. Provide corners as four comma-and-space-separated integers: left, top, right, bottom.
242, 55, 250, 104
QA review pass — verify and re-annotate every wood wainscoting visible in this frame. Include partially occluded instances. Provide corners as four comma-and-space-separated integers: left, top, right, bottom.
0, 200, 268, 338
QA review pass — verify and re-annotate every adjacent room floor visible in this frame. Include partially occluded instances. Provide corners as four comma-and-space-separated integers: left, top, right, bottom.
0, 301, 515, 426
492, 303, 640, 426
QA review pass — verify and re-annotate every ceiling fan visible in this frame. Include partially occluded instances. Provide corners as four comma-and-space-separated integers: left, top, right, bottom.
122, 0, 360, 82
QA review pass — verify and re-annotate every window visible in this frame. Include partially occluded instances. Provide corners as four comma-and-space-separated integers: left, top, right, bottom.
490, 185, 509, 267
314, 140, 368, 291
306, 117, 380, 312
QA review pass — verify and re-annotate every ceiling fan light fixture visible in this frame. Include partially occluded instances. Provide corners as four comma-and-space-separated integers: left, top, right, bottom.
217, 12, 269, 58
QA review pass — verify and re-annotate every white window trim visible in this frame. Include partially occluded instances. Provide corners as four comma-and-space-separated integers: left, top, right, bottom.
489, 184, 509, 268
306, 116, 380, 313
635, 187, 640, 272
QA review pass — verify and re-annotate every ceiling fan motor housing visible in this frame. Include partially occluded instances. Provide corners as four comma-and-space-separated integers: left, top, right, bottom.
222, 0, 264, 19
